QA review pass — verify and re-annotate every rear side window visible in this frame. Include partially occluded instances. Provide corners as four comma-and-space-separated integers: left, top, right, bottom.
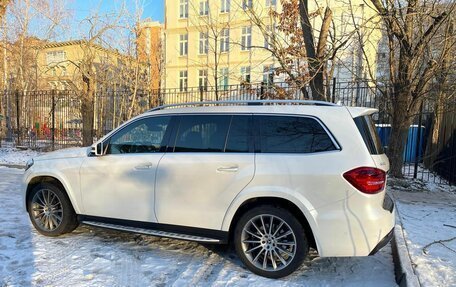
225, 116, 251, 153
257, 116, 337, 153
354, 115, 384, 155
174, 115, 231, 152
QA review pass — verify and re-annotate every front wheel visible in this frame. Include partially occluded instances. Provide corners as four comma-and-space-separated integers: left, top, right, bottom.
27, 182, 79, 236
234, 205, 308, 278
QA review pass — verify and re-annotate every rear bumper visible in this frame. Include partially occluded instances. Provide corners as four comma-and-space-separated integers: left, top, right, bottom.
369, 227, 394, 255
310, 191, 395, 257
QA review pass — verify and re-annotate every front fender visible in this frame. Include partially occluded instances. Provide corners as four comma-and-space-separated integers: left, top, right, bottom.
24, 160, 83, 214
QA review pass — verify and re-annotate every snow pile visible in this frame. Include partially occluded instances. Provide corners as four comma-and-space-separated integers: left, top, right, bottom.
390, 181, 456, 287
0, 167, 397, 286
0, 147, 41, 166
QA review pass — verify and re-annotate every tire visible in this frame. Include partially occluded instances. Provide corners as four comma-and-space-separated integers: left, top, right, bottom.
27, 182, 79, 236
234, 205, 308, 278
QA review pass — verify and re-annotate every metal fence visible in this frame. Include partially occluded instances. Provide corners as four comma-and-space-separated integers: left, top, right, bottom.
1, 81, 455, 186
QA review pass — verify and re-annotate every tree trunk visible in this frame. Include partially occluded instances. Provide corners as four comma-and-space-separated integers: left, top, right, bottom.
387, 113, 411, 177
81, 97, 94, 146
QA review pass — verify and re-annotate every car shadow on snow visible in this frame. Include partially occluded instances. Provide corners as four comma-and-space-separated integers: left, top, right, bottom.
54, 224, 397, 286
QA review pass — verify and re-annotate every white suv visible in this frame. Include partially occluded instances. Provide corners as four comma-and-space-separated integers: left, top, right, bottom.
22, 100, 395, 278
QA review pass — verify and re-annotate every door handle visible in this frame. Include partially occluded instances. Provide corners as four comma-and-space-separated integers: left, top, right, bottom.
135, 163, 153, 170
217, 166, 239, 173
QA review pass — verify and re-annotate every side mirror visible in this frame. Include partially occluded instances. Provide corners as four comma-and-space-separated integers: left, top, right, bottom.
93, 142, 105, 156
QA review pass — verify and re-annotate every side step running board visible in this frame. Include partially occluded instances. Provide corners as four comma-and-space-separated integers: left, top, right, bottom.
82, 221, 222, 243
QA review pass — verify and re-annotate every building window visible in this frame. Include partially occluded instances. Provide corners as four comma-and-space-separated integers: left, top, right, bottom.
242, 0, 252, 10
199, 0, 209, 15
221, 0, 230, 13
199, 32, 208, 54
220, 28, 230, 52
266, 0, 276, 6
179, 70, 188, 92
61, 66, 67, 76
145, 29, 151, 56
179, 34, 188, 56
241, 26, 252, 51
180, 0, 189, 18
46, 51, 66, 65
219, 68, 229, 90
263, 65, 274, 85
199, 69, 208, 91
240, 66, 251, 83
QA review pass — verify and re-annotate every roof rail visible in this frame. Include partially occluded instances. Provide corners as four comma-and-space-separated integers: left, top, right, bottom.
148, 100, 339, 112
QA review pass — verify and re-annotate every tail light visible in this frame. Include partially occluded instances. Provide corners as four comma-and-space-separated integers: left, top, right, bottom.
343, 167, 386, 194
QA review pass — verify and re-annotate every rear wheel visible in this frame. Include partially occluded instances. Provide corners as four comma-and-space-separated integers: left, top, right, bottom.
27, 182, 79, 236
234, 205, 308, 278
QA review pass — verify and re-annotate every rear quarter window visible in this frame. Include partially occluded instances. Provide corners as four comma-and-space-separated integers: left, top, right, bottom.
257, 115, 337, 153
354, 115, 384, 155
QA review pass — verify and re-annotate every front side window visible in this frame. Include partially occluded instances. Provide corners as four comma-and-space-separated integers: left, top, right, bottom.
107, 116, 171, 154
257, 116, 337, 153
174, 115, 231, 152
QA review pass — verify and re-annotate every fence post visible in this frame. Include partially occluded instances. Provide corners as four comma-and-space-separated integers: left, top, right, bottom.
332, 77, 337, 103
413, 102, 424, 179
51, 90, 56, 151
15, 90, 20, 146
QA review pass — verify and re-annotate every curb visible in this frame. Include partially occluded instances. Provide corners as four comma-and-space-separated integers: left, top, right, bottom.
391, 222, 420, 287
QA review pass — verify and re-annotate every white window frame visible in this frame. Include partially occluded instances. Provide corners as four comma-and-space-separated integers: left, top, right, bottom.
199, 32, 209, 54
199, 69, 208, 91
179, 34, 188, 56
221, 0, 230, 13
219, 68, 229, 90
242, 0, 252, 10
220, 28, 230, 52
240, 66, 251, 83
179, 70, 188, 92
180, 0, 189, 18
199, 0, 209, 16
46, 50, 66, 65
263, 65, 274, 85
241, 26, 252, 51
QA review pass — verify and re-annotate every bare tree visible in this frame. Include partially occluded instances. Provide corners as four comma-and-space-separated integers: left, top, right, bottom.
366, 0, 456, 177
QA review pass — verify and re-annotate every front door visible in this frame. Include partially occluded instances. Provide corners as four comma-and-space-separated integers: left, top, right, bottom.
155, 115, 255, 230
80, 115, 172, 222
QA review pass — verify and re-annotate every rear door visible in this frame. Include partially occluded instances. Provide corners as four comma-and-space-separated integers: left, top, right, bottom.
154, 114, 255, 230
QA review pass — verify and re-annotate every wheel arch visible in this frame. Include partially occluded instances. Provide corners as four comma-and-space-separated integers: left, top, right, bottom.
226, 197, 318, 251
25, 175, 80, 214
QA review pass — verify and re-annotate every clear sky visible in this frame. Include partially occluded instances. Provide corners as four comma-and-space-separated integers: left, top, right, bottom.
69, 0, 165, 23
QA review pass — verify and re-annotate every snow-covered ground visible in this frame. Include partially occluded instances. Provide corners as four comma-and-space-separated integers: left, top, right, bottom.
0, 167, 397, 287
390, 178, 456, 287
0, 147, 40, 166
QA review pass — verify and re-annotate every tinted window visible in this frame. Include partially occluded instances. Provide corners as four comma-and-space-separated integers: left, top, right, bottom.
107, 116, 171, 154
258, 116, 336, 153
174, 115, 231, 152
225, 116, 251, 153
354, 115, 384, 155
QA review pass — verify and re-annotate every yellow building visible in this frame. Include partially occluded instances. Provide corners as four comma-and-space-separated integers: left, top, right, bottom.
137, 20, 164, 91
164, 0, 382, 92
35, 40, 150, 91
